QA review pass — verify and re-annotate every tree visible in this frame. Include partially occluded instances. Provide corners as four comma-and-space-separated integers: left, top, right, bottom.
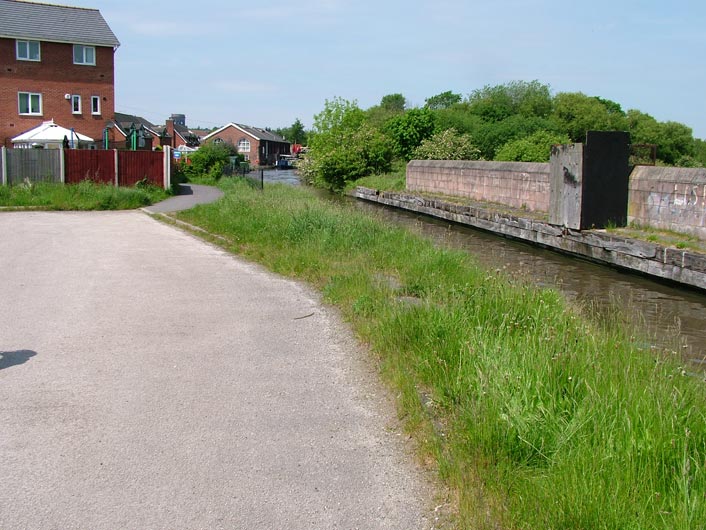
551, 92, 627, 142
301, 98, 391, 190
626, 110, 695, 165
380, 93, 406, 112
495, 130, 570, 162
425, 90, 462, 110
467, 80, 553, 121
276, 118, 307, 145
383, 108, 436, 160
312, 97, 366, 136
413, 129, 481, 160
473, 115, 559, 160
300, 124, 391, 190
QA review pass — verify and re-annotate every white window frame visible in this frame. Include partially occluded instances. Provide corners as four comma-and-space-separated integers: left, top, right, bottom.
71, 94, 82, 114
16, 40, 40, 61
18, 92, 42, 115
91, 96, 101, 115
73, 44, 96, 65
237, 138, 251, 153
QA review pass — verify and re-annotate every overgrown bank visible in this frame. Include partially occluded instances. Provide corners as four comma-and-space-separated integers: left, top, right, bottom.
0, 180, 170, 210
177, 180, 706, 529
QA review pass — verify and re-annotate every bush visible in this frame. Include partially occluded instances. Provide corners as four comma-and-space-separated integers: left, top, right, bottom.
413, 128, 481, 160
384, 108, 436, 160
301, 124, 392, 191
495, 130, 570, 162
183, 142, 234, 181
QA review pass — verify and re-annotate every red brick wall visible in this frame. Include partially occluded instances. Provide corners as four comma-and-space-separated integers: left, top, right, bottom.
0, 37, 115, 147
205, 128, 261, 163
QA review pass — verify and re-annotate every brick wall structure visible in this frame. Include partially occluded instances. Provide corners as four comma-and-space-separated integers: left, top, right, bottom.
406, 160, 551, 212
0, 38, 115, 147
205, 127, 261, 163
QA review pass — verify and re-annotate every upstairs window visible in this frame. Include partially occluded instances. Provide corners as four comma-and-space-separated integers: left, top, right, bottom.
91, 96, 101, 115
71, 95, 81, 114
237, 138, 251, 153
16, 40, 40, 61
18, 92, 42, 115
73, 44, 95, 65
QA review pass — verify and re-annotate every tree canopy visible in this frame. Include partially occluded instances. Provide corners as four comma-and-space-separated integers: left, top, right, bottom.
299, 81, 704, 190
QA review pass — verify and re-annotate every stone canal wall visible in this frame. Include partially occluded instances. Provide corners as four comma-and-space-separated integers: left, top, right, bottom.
628, 166, 706, 240
407, 160, 706, 239
353, 187, 706, 291
406, 160, 550, 213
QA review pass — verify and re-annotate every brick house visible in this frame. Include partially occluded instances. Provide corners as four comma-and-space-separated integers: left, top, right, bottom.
201, 123, 290, 165
0, 0, 120, 147
108, 112, 158, 151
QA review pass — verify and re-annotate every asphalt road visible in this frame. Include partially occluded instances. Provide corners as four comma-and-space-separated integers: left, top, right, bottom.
143, 183, 224, 214
0, 210, 434, 529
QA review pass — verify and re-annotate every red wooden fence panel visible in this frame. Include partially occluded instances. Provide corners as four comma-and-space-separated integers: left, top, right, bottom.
117, 151, 163, 187
64, 149, 115, 184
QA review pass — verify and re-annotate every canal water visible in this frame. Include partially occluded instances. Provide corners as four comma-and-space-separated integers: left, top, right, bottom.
261, 170, 706, 367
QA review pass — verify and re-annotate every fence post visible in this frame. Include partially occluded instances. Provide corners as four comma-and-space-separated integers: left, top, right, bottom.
114, 149, 119, 187
1, 147, 6, 186
59, 148, 65, 184
163, 146, 171, 190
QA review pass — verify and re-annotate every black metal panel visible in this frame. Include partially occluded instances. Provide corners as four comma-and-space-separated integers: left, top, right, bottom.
580, 131, 631, 229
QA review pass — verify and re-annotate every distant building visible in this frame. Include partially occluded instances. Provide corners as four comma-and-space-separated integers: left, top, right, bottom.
0, 0, 120, 147
202, 123, 290, 165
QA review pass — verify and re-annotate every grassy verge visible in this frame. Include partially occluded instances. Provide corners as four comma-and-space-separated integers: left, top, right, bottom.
178, 179, 706, 529
0, 180, 170, 210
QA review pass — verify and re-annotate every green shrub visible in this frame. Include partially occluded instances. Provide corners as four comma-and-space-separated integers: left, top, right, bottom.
495, 130, 570, 162
413, 128, 481, 160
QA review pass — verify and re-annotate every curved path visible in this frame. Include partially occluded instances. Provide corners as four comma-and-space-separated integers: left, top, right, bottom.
0, 209, 435, 529
143, 183, 224, 214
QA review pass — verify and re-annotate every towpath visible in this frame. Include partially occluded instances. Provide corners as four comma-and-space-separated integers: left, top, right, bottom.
0, 204, 434, 528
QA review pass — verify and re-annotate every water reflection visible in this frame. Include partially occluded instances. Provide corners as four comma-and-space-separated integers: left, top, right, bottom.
263, 169, 301, 186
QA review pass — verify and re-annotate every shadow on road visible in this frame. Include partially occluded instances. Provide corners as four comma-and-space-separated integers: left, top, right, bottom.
0, 350, 37, 370
177, 184, 194, 196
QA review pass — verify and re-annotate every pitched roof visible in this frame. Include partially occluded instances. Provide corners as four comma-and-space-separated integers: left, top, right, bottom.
12, 119, 93, 143
202, 123, 288, 143
0, 0, 120, 47
111, 112, 157, 137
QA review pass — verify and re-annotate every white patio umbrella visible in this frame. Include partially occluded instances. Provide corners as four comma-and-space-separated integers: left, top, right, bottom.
11, 120, 94, 149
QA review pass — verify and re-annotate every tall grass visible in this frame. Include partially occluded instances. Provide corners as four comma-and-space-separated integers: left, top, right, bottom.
0, 180, 170, 210
179, 179, 706, 529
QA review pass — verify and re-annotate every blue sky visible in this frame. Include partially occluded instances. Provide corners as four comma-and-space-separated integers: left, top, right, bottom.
64, 0, 706, 138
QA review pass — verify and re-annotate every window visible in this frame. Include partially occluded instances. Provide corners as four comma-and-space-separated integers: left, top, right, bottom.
71, 95, 81, 114
213, 138, 224, 144
16, 40, 40, 61
18, 92, 42, 115
237, 138, 250, 153
91, 96, 101, 115
73, 44, 95, 65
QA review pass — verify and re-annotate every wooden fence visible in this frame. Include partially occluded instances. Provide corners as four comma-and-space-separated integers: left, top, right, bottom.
1, 148, 62, 185
65, 149, 115, 184
1, 147, 171, 189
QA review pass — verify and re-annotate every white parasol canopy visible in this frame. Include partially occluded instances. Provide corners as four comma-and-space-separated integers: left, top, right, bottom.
11, 120, 94, 148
